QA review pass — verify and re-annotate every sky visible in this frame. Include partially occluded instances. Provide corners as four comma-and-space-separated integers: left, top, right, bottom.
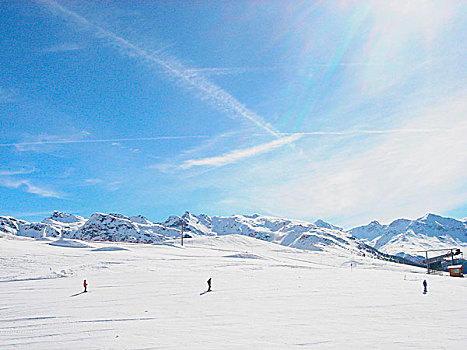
0, 0, 466, 228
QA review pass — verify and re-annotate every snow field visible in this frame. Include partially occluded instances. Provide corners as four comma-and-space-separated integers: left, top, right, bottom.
1, 235, 466, 349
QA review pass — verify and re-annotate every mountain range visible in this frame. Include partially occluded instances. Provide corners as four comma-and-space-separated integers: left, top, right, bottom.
349, 213, 467, 260
1, 211, 466, 264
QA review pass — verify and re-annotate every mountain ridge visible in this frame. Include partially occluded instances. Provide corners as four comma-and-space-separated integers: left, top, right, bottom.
0, 211, 388, 260
349, 213, 467, 259
1, 211, 465, 265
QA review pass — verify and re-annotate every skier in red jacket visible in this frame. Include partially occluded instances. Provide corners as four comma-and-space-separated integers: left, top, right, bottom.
83, 279, 88, 293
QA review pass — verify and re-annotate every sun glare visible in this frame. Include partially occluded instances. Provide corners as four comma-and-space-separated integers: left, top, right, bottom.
371, 0, 451, 36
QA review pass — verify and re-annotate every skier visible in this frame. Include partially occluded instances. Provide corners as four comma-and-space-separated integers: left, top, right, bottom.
423, 279, 427, 294
83, 279, 88, 293
207, 278, 211, 292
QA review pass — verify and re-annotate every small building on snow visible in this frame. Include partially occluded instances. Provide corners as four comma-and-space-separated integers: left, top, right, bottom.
448, 265, 463, 277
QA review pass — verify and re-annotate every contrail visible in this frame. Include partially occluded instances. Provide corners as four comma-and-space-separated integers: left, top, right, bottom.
183, 66, 277, 76
0, 136, 209, 147
279, 128, 440, 136
0, 128, 441, 148
43, 1, 280, 137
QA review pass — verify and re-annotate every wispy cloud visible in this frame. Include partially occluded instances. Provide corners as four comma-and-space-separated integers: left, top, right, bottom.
0, 166, 36, 176
82, 178, 121, 191
193, 93, 467, 227
177, 131, 240, 159
42, 1, 280, 137
0, 165, 62, 199
106, 181, 123, 192
0, 178, 63, 198
84, 178, 104, 185
147, 127, 446, 174
111, 142, 140, 154
180, 134, 302, 169
274, 96, 467, 226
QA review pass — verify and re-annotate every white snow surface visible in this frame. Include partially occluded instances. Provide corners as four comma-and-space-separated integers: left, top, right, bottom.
1, 234, 466, 349
48, 238, 91, 248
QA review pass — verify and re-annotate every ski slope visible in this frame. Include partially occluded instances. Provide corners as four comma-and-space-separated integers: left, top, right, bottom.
1, 235, 466, 349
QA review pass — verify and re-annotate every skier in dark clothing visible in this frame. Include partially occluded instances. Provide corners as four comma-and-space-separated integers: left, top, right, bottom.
423, 280, 427, 293
207, 278, 211, 292
83, 279, 88, 293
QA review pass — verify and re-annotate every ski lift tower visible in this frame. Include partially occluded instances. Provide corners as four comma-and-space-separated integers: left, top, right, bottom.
418, 248, 463, 274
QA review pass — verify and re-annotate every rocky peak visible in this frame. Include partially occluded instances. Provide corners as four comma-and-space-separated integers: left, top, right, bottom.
314, 219, 343, 231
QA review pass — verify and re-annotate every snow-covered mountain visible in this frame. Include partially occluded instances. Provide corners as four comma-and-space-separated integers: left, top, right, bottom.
165, 212, 392, 259
42, 211, 86, 237
348, 220, 386, 241
313, 219, 343, 231
2, 210, 464, 266
163, 212, 214, 236
1, 211, 386, 259
0, 216, 60, 238
349, 213, 467, 259
70, 213, 179, 243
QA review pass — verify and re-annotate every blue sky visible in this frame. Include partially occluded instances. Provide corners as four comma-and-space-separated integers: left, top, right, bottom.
0, 1, 466, 228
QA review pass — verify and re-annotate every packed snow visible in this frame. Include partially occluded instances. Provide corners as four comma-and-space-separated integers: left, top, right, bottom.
48, 238, 91, 248
1, 234, 466, 349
